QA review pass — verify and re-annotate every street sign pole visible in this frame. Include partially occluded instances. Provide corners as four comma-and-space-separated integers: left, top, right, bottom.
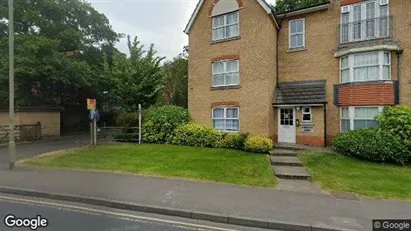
8, 0, 15, 170
138, 104, 142, 144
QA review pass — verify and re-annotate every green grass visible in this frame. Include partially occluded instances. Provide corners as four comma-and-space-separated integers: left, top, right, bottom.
21, 144, 276, 187
299, 152, 411, 200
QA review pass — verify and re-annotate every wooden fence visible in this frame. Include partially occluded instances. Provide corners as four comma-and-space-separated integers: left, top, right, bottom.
0, 122, 41, 143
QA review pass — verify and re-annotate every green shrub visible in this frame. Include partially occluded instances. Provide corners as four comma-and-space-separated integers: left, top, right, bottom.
170, 123, 223, 148
376, 105, 411, 148
116, 113, 139, 127
142, 105, 190, 143
333, 128, 411, 165
220, 133, 239, 148
244, 136, 273, 153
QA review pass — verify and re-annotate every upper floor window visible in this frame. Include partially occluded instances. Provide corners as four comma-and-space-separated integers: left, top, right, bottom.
213, 107, 239, 132
289, 19, 305, 49
340, 51, 390, 83
212, 11, 239, 41
212, 59, 239, 87
340, 0, 390, 44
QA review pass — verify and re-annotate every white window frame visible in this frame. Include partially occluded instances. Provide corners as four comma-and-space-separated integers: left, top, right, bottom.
340, 106, 384, 132
212, 59, 240, 87
339, 51, 391, 83
212, 11, 240, 42
212, 107, 240, 132
339, 0, 390, 43
289, 18, 305, 49
302, 107, 312, 123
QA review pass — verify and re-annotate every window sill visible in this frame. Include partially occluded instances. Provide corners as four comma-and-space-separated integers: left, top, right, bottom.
211, 85, 241, 91
301, 122, 314, 126
287, 47, 307, 53
211, 36, 241, 45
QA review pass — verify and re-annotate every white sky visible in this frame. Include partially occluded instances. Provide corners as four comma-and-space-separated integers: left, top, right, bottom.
87, 0, 276, 61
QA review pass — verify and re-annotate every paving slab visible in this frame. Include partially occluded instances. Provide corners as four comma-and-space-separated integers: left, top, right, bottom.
277, 179, 321, 194
273, 166, 311, 180
271, 156, 303, 166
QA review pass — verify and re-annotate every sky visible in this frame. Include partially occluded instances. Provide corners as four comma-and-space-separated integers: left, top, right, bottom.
87, 0, 276, 61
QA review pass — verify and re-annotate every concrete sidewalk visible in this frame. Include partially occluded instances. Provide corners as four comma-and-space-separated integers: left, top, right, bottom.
0, 167, 409, 231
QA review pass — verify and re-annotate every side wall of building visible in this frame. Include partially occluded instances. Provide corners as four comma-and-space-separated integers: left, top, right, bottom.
188, 0, 278, 137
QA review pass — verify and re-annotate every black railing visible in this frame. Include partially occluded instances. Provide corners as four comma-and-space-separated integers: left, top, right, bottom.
338, 16, 393, 45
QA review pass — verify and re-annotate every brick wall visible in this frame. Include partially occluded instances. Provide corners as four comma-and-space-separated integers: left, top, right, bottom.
338, 82, 396, 106
188, 0, 278, 137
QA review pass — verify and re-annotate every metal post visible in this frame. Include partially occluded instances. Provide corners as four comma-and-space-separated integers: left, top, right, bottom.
138, 104, 142, 144
93, 119, 97, 145
89, 121, 93, 145
8, 0, 15, 170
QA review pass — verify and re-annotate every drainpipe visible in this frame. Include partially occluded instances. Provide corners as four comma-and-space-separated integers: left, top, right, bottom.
323, 103, 327, 147
275, 14, 286, 87
396, 50, 403, 105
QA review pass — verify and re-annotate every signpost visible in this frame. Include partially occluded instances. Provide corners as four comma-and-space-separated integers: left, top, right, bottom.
138, 104, 142, 144
87, 99, 99, 145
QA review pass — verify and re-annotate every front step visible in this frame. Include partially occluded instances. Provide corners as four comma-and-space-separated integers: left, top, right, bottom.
273, 166, 311, 180
274, 143, 312, 151
269, 149, 297, 156
271, 156, 303, 167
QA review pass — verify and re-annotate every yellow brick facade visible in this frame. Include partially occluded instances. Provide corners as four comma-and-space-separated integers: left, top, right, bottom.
187, 0, 411, 146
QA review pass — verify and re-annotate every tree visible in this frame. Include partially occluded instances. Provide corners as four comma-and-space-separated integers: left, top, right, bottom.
273, 0, 327, 13
104, 35, 165, 112
0, 0, 120, 107
157, 53, 188, 108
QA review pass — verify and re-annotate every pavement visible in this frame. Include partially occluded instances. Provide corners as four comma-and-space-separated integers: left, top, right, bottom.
0, 135, 88, 164
0, 193, 269, 231
0, 167, 410, 231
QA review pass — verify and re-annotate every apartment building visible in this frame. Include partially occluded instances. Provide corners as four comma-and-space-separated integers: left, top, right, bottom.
184, 0, 411, 147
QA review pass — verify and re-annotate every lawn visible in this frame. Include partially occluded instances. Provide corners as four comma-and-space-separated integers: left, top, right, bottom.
21, 144, 276, 187
299, 151, 411, 200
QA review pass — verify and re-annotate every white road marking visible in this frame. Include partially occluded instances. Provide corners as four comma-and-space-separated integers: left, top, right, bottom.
0, 195, 237, 231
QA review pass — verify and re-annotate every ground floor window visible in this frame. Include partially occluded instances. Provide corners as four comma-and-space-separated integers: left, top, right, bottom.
212, 107, 239, 132
302, 107, 312, 123
340, 106, 383, 132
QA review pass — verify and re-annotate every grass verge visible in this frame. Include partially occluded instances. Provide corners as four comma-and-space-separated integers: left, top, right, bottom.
21, 143, 276, 188
299, 151, 411, 200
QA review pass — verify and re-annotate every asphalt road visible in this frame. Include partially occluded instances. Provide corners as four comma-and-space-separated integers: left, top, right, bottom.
0, 136, 88, 164
0, 194, 270, 231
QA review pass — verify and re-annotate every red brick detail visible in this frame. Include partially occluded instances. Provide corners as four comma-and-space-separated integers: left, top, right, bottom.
211, 101, 240, 107
209, 0, 243, 16
297, 136, 325, 147
211, 55, 240, 63
270, 135, 278, 143
341, 0, 363, 6
338, 82, 395, 106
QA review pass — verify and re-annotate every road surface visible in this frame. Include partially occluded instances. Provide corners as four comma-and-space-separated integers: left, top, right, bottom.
0, 194, 270, 231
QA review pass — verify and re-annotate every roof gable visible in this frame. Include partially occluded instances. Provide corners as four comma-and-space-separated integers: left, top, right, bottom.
184, 0, 277, 34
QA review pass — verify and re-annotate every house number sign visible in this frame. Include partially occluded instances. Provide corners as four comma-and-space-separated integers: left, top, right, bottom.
301, 125, 314, 133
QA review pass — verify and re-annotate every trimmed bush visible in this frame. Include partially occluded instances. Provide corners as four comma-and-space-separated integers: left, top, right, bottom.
244, 136, 273, 153
219, 132, 249, 149
116, 113, 139, 127
376, 105, 411, 148
170, 123, 223, 148
142, 105, 190, 143
333, 128, 410, 165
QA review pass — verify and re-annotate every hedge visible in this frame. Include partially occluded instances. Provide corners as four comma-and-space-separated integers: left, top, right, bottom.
142, 105, 190, 143
170, 123, 223, 148
244, 136, 274, 153
333, 128, 410, 165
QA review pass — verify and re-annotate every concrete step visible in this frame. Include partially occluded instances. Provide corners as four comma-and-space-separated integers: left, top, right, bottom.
273, 166, 311, 180
274, 143, 312, 151
269, 149, 297, 157
271, 156, 303, 167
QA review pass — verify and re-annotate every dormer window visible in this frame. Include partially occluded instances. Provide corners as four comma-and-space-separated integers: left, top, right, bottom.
212, 11, 239, 41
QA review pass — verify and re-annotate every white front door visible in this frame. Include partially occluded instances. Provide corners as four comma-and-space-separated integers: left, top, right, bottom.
278, 108, 296, 143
